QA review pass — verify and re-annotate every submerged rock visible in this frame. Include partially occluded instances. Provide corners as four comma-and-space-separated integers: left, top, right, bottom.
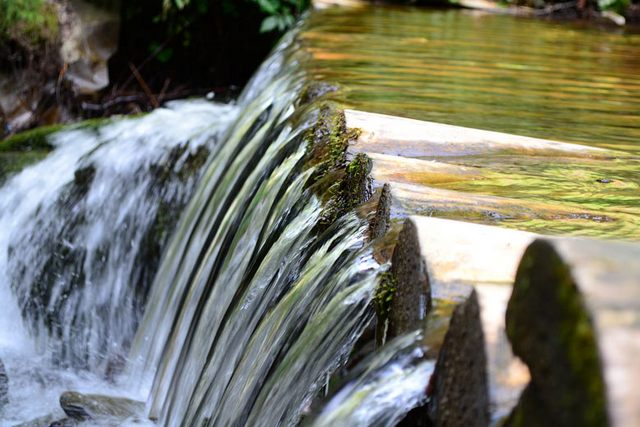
0, 358, 8, 411
60, 390, 144, 421
11, 414, 76, 427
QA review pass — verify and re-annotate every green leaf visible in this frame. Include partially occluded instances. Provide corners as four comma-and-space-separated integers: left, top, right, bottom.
256, 0, 279, 14
260, 15, 280, 33
157, 47, 174, 63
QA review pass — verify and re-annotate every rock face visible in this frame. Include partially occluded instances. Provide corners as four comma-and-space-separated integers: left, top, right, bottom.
0, 0, 120, 137
506, 238, 640, 427
59, 0, 120, 95
0, 358, 8, 411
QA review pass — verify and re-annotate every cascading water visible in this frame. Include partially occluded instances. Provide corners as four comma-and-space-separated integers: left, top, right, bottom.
0, 100, 237, 424
0, 22, 428, 427
311, 331, 435, 427
128, 31, 385, 426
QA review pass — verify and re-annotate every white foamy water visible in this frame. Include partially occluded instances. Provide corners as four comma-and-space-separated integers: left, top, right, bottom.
0, 100, 237, 425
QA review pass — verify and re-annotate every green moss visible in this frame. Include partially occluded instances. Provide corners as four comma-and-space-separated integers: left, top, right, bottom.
0, 124, 62, 152
317, 153, 372, 228
0, 0, 59, 49
0, 117, 116, 153
373, 271, 397, 321
0, 150, 48, 184
304, 103, 360, 182
302, 103, 371, 229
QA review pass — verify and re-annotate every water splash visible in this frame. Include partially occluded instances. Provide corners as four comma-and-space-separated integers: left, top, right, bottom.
312, 331, 434, 427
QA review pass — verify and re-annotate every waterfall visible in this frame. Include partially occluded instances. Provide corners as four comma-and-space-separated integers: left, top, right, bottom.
0, 101, 237, 424
1, 101, 238, 376
129, 31, 384, 426
311, 331, 434, 427
0, 23, 426, 427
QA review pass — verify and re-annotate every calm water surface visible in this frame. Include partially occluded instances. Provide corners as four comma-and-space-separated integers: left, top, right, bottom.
302, 7, 640, 154
302, 7, 640, 239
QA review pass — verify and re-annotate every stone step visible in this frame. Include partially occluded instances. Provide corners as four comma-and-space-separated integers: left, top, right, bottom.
345, 108, 640, 239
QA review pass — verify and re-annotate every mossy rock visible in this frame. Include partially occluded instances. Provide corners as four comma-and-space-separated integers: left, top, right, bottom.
0, 0, 60, 52
304, 103, 361, 183
301, 102, 371, 230
505, 239, 607, 427
0, 124, 61, 152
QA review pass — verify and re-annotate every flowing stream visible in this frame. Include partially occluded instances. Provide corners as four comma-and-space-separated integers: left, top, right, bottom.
0, 25, 391, 427
1, 6, 639, 427
303, 6, 640, 239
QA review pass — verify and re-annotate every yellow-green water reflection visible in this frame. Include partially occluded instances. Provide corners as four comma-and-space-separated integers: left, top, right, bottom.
303, 7, 640, 153
302, 7, 640, 239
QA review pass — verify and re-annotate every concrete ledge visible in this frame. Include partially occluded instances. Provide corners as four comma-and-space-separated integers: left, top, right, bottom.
346, 109, 609, 159
411, 217, 533, 423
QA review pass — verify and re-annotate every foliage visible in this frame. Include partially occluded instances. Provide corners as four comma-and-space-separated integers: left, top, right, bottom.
598, 0, 630, 14
162, 0, 310, 33
0, 0, 59, 46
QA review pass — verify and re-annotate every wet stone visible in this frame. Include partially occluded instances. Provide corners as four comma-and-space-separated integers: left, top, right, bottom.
60, 391, 144, 421
11, 414, 76, 427
505, 238, 640, 427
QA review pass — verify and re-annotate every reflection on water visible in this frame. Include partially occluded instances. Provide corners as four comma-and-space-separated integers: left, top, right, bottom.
302, 7, 640, 240
302, 7, 640, 154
